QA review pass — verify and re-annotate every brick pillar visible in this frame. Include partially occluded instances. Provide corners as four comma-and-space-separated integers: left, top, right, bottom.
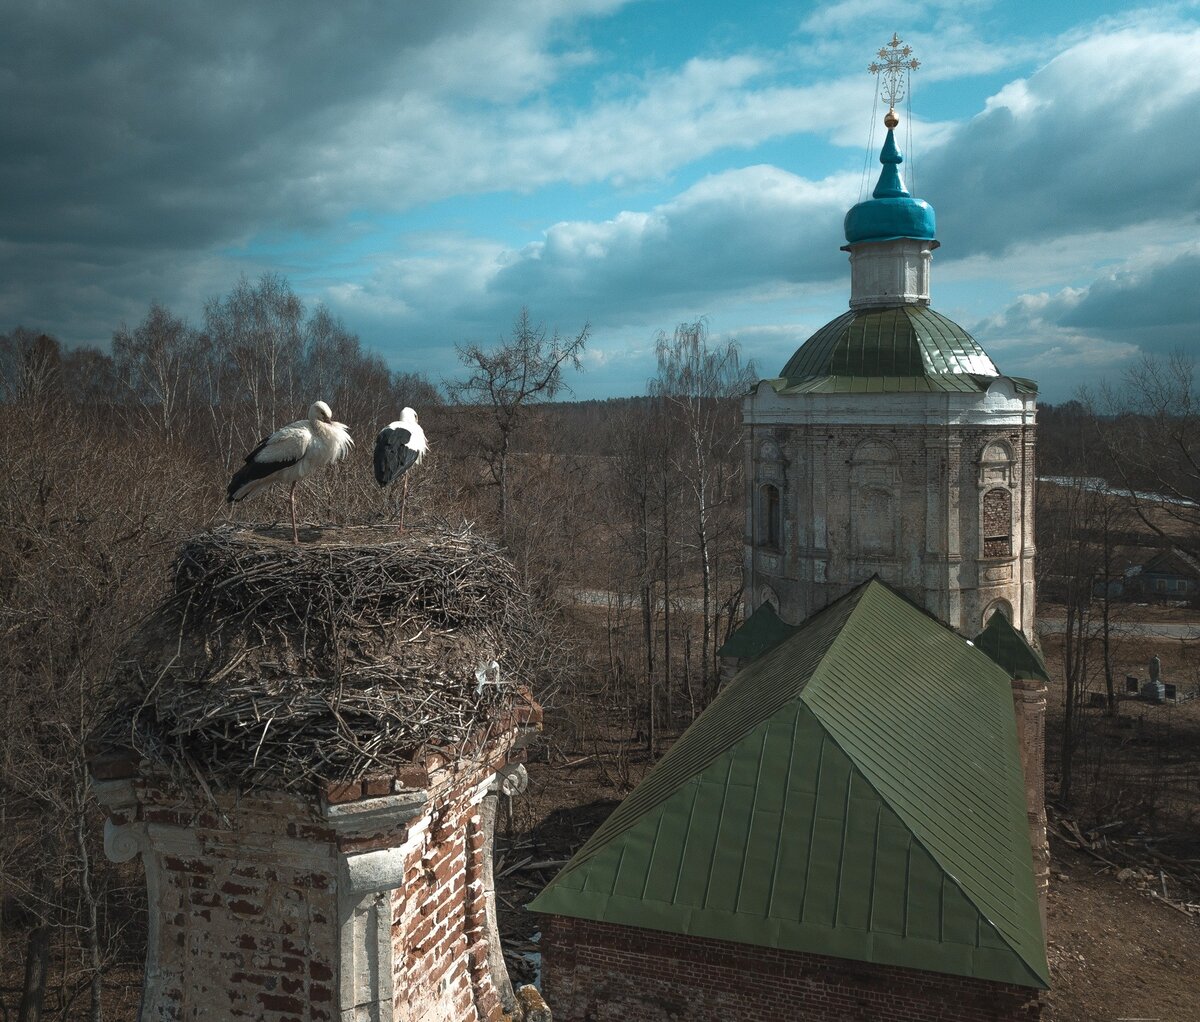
1011, 677, 1049, 929
472, 764, 528, 1018
92, 741, 534, 1022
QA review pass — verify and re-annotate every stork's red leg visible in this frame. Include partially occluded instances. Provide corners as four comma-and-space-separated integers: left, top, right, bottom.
289, 482, 299, 544
399, 474, 409, 534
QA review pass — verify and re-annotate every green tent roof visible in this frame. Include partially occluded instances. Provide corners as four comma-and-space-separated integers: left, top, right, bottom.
974, 613, 1050, 684
769, 306, 1037, 395
716, 601, 797, 661
529, 580, 1048, 989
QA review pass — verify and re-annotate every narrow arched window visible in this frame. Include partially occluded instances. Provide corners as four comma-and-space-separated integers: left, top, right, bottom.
983, 599, 1013, 627
858, 487, 895, 554
982, 488, 1012, 557
760, 484, 781, 549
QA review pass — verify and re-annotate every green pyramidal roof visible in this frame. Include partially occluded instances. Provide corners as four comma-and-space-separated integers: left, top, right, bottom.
716, 601, 797, 661
529, 580, 1049, 989
974, 613, 1050, 684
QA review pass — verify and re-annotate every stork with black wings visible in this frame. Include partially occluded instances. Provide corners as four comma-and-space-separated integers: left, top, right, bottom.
226, 400, 353, 544
373, 407, 427, 532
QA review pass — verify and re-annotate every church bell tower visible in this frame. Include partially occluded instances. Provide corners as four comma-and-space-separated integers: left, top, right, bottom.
743, 36, 1037, 637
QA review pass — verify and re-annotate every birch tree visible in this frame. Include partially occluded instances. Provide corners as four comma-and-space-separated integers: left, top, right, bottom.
650, 320, 754, 704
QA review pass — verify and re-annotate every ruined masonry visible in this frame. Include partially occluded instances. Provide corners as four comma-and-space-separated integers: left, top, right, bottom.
88, 526, 547, 1022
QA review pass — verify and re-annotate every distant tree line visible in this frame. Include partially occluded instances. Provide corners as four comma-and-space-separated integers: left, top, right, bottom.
1037, 352, 1200, 817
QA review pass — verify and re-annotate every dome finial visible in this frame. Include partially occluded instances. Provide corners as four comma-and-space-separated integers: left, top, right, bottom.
843, 36, 934, 247
868, 33, 920, 129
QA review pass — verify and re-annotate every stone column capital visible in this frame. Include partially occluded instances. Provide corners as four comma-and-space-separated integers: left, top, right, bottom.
489, 762, 529, 798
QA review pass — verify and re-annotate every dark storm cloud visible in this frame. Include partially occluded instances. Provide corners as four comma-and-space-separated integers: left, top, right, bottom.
1058, 249, 1200, 355
1, 2, 540, 248
970, 246, 1200, 402
0, 1, 625, 340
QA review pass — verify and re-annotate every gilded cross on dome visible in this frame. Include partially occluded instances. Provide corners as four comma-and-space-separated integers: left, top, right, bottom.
868, 33, 920, 126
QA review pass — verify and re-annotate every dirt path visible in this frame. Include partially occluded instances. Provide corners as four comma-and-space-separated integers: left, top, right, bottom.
1046, 839, 1199, 1022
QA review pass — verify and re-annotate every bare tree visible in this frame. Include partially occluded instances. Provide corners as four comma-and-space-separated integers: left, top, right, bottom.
204, 273, 305, 441
650, 320, 754, 705
0, 328, 62, 408
608, 402, 664, 752
1038, 475, 1100, 803
1095, 352, 1200, 556
112, 303, 199, 442
448, 308, 588, 541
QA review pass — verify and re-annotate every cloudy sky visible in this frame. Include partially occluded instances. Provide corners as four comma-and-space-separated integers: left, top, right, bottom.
2, 0, 1197, 401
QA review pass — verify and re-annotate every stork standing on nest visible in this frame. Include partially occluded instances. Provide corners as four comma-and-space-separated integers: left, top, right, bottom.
226, 400, 353, 544
373, 407, 427, 532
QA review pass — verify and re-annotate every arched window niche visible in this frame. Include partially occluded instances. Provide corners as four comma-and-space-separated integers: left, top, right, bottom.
982, 487, 1013, 558
755, 437, 785, 551
979, 440, 1014, 487
850, 438, 899, 558
983, 598, 1013, 627
858, 487, 895, 555
759, 483, 782, 550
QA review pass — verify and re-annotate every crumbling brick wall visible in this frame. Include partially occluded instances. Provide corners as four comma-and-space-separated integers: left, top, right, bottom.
95, 713, 539, 1022
1012, 677, 1050, 927
388, 767, 505, 1021
137, 791, 341, 1020
542, 916, 1042, 1022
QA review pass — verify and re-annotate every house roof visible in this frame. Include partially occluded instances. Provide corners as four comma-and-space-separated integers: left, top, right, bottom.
529, 579, 1049, 989
973, 613, 1050, 685
1141, 547, 1200, 579
715, 601, 796, 661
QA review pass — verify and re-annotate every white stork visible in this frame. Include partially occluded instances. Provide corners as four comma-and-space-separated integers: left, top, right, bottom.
373, 407, 427, 532
226, 400, 353, 544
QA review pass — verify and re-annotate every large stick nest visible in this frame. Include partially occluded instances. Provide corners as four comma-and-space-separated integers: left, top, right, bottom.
92, 524, 538, 794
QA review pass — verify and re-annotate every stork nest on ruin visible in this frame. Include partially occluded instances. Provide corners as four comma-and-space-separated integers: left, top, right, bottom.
91, 524, 541, 795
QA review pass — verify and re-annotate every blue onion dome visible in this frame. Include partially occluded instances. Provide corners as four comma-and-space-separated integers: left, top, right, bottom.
844, 129, 936, 245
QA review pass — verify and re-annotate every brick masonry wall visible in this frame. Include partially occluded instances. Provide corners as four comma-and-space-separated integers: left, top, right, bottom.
151, 830, 339, 1019
388, 777, 504, 1022
1012, 678, 1050, 928
95, 709, 540, 1022
982, 487, 1013, 556
745, 419, 1037, 641
542, 916, 1043, 1022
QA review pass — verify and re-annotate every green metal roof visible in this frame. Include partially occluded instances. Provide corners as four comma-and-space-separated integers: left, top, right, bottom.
716, 601, 797, 661
529, 580, 1049, 989
974, 614, 1050, 684
760, 372, 1038, 396
775, 306, 1025, 392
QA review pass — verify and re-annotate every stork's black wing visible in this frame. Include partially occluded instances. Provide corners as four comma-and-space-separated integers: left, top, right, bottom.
374, 426, 419, 486
226, 426, 307, 502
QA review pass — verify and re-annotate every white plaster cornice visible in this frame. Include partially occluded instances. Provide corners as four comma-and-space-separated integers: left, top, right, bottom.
320, 791, 429, 836
91, 777, 139, 813
744, 383, 1036, 428
340, 846, 410, 895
